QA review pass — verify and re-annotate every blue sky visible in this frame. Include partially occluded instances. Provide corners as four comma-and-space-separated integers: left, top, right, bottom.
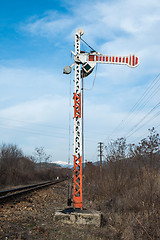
0, 0, 160, 164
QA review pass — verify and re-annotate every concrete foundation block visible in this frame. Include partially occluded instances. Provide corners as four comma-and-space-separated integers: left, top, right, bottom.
54, 208, 102, 227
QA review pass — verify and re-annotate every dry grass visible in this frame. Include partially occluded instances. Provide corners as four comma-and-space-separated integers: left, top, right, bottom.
83, 168, 160, 239
83, 130, 160, 239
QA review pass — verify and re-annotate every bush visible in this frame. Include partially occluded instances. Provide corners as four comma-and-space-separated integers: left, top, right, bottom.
0, 144, 70, 188
83, 128, 160, 239
0, 144, 36, 186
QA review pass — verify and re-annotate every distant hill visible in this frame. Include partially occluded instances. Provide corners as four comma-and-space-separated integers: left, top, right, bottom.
35, 162, 61, 169
37, 161, 99, 169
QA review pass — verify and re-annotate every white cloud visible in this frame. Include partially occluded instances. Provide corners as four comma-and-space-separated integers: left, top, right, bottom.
0, 96, 67, 124
0, 64, 68, 105
0, 64, 70, 142
21, 0, 160, 79
21, 11, 74, 39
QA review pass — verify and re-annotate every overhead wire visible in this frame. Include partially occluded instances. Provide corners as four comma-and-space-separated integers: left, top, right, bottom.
0, 117, 68, 139
68, 71, 72, 167
82, 70, 85, 168
110, 73, 160, 138
0, 123, 68, 139
129, 73, 160, 113
80, 37, 97, 52
126, 75, 160, 126
111, 73, 160, 134
125, 107, 160, 139
67, 58, 73, 206
131, 120, 160, 144
140, 109, 160, 129
101, 72, 160, 157
80, 37, 98, 91
0, 116, 68, 131
83, 65, 98, 91
125, 102, 160, 138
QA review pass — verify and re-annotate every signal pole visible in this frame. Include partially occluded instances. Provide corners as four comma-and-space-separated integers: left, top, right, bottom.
73, 29, 84, 209
63, 29, 139, 210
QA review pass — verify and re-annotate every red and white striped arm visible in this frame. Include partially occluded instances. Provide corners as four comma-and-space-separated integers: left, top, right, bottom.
87, 54, 139, 68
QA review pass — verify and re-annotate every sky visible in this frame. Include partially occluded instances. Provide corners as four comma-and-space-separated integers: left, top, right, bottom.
0, 0, 160, 164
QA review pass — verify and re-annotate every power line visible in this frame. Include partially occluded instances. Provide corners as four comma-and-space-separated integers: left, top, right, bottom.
68, 72, 72, 166
84, 65, 97, 91
101, 73, 160, 149
127, 77, 160, 126
127, 111, 160, 140
131, 122, 160, 144
0, 124, 68, 139
0, 116, 68, 132
125, 101, 160, 138
110, 73, 160, 136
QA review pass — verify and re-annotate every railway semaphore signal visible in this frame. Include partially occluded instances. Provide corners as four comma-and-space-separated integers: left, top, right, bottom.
63, 29, 139, 209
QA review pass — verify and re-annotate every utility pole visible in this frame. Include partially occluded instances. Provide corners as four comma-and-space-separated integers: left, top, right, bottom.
63, 29, 139, 210
98, 142, 103, 179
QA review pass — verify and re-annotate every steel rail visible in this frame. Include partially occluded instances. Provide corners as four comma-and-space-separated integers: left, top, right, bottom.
0, 178, 68, 203
0, 180, 53, 196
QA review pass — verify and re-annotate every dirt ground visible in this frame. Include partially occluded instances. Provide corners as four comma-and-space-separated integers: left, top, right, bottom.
1, 180, 159, 240
0, 181, 104, 240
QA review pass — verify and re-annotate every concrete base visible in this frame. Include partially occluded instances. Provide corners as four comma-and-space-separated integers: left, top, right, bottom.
54, 208, 101, 227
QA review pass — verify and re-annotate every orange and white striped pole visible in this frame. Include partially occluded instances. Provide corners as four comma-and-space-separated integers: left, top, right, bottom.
73, 29, 84, 209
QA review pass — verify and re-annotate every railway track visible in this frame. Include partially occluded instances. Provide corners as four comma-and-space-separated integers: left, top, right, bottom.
0, 178, 68, 203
